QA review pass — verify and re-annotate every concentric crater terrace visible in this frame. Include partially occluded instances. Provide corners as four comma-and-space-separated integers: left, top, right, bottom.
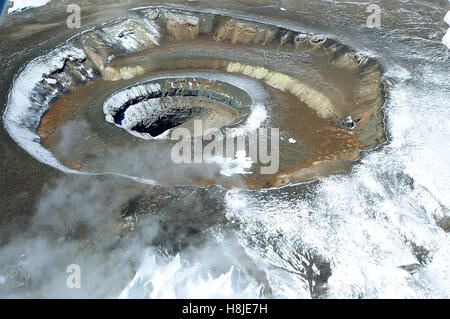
3, 6, 386, 189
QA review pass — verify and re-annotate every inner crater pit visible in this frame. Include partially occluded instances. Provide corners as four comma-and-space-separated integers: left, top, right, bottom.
103, 77, 252, 139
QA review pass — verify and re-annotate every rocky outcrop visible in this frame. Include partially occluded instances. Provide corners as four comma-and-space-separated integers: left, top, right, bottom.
216, 18, 277, 45
102, 19, 160, 51
438, 216, 450, 232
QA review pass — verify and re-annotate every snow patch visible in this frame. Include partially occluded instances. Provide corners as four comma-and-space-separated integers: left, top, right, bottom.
443, 10, 450, 49
2, 44, 86, 173
8, 0, 51, 14
205, 150, 253, 177
119, 251, 263, 299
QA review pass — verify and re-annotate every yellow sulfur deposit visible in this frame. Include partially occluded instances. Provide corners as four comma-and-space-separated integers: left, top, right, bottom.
227, 62, 339, 119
